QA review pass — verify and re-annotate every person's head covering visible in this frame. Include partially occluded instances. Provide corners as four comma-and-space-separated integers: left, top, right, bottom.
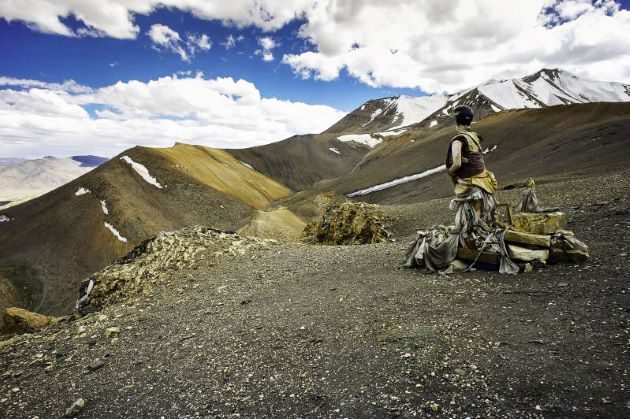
454, 104, 474, 126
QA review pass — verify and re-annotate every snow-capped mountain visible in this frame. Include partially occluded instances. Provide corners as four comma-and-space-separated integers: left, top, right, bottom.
0, 156, 107, 207
326, 69, 630, 135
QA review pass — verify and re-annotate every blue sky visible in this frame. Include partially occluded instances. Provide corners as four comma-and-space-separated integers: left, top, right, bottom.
0, 0, 629, 158
0, 9, 419, 112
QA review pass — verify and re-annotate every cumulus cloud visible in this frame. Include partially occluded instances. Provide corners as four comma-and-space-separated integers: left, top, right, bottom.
540, 0, 620, 24
280, 0, 630, 93
187, 33, 211, 54
0, 0, 314, 38
147, 24, 211, 62
256, 37, 277, 62
1, 1, 629, 93
0, 77, 94, 94
148, 24, 189, 61
0, 75, 346, 158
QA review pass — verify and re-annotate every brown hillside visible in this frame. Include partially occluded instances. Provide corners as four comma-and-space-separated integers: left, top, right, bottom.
227, 133, 368, 191
153, 144, 291, 209
0, 144, 292, 320
326, 102, 630, 204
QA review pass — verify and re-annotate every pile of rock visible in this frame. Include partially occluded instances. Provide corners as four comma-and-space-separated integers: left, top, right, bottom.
407, 181, 590, 274
78, 226, 278, 309
302, 201, 391, 245
457, 206, 589, 270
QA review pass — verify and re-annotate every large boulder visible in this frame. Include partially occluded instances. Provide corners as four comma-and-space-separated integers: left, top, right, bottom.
5, 307, 59, 331
302, 201, 390, 245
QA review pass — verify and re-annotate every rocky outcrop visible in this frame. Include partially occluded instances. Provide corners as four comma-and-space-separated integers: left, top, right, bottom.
5, 307, 59, 331
78, 226, 278, 309
302, 201, 390, 245
238, 207, 306, 242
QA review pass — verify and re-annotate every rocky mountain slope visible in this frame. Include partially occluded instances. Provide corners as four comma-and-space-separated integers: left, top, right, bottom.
303, 102, 630, 206
0, 155, 107, 208
0, 143, 292, 322
0, 169, 628, 417
227, 132, 368, 192
325, 69, 630, 136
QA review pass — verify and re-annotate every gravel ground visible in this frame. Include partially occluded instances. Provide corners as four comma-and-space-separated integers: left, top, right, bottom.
0, 170, 628, 418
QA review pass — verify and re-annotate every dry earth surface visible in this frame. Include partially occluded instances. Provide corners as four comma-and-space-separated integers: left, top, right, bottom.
0, 170, 628, 417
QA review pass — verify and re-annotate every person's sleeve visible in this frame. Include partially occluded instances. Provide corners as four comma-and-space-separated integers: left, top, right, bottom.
448, 139, 463, 175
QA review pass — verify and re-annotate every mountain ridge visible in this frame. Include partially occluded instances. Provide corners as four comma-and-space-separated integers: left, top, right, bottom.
325, 68, 630, 137
0, 143, 296, 322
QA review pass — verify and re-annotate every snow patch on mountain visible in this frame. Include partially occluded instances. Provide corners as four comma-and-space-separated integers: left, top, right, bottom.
338, 134, 382, 148
479, 81, 541, 109
100, 200, 109, 215
104, 222, 127, 243
329, 147, 341, 155
75, 187, 91, 196
120, 156, 163, 189
393, 95, 448, 127
240, 161, 254, 170
0, 215, 11, 223
539, 69, 630, 103
363, 108, 383, 126
378, 129, 407, 137
347, 165, 446, 197
475, 69, 630, 111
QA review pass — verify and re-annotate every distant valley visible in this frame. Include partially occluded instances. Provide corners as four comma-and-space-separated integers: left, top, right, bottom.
0, 155, 108, 208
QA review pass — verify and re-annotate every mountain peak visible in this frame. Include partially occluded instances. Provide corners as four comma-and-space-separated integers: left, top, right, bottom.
523, 68, 576, 83
327, 68, 630, 135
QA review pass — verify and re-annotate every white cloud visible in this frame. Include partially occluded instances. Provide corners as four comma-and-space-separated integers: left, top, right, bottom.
256, 36, 277, 62
147, 23, 180, 45
259, 37, 276, 50
281, 0, 630, 93
0, 0, 314, 38
147, 24, 211, 62
0, 74, 346, 158
0, 77, 93, 94
188, 33, 211, 52
148, 24, 189, 61
1, 1, 629, 92
222, 34, 244, 50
